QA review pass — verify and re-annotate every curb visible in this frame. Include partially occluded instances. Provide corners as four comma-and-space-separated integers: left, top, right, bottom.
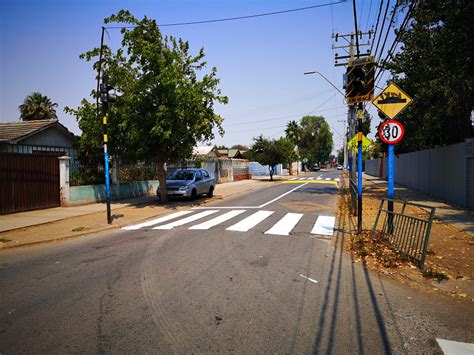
0, 184, 264, 251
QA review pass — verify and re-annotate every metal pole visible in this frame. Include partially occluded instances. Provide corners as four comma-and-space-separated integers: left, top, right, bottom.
102, 98, 112, 224
357, 103, 363, 233
387, 143, 395, 232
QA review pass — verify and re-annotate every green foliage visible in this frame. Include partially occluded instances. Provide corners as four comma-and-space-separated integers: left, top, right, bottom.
248, 135, 295, 180
336, 147, 344, 164
66, 10, 227, 201
295, 116, 333, 166
19, 92, 58, 121
385, 0, 473, 152
230, 144, 249, 151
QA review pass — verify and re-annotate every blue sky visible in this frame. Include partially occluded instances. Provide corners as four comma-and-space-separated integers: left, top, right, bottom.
0, 0, 398, 152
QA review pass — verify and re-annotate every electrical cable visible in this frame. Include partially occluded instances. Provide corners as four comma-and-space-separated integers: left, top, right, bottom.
375, 1, 400, 65
365, 0, 374, 32
373, 0, 391, 59
369, 0, 384, 55
104, 1, 347, 29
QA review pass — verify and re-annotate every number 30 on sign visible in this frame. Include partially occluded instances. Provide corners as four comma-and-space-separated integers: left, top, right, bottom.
378, 120, 405, 144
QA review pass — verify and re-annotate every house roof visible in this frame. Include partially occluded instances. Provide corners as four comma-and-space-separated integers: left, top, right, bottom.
0, 119, 74, 144
193, 145, 220, 157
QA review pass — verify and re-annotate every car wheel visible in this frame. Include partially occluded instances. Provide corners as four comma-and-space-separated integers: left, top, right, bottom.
191, 188, 197, 200
207, 186, 214, 198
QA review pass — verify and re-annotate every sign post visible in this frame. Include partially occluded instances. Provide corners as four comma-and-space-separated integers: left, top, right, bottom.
373, 82, 411, 232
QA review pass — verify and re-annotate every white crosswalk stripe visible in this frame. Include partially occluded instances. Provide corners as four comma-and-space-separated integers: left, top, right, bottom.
123, 209, 337, 237
264, 213, 303, 236
189, 210, 246, 230
335, 178, 340, 182
153, 210, 218, 230
311, 215, 336, 236
325, 178, 331, 181
226, 210, 274, 232
289, 177, 298, 180
122, 210, 193, 230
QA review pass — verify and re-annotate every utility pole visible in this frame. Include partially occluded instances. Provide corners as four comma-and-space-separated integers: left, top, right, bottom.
97, 27, 116, 225
333, 30, 375, 233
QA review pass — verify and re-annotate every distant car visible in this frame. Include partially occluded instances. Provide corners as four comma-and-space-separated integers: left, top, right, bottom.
312, 164, 320, 171
157, 168, 215, 200
337, 165, 343, 170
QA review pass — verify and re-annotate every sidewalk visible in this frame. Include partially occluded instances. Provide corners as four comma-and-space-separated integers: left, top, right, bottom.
0, 175, 302, 249
362, 173, 473, 236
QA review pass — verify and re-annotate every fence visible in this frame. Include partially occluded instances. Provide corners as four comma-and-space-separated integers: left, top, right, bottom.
372, 199, 436, 268
365, 139, 474, 209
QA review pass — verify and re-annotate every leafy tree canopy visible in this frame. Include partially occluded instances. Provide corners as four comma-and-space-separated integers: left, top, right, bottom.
66, 10, 228, 201
247, 135, 295, 180
287, 115, 333, 166
230, 144, 249, 151
19, 92, 58, 121
385, 0, 473, 152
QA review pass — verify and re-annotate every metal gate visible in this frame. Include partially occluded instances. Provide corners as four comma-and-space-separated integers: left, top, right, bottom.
468, 157, 474, 210
0, 153, 60, 214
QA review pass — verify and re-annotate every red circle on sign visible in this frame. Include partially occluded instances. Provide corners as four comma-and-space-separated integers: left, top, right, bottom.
378, 120, 405, 144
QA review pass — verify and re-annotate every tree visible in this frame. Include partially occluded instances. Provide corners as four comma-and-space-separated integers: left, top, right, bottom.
67, 10, 228, 202
216, 145, 229, 150
247, 135, 293, 181
19, 92, 58, 121
385, 0, 473, 153
336, 148, 344, 164
230, 144, 248, 151
285, 120, 302, 146
297, 116, 333, 167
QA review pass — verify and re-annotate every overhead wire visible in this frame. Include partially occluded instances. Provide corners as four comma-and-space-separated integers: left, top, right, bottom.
372, 0, 392, 59
104, 1, 347, 29
369, 0, 385, 55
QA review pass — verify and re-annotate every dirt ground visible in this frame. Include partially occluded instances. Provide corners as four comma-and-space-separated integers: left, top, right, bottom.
338, 176, 473, 303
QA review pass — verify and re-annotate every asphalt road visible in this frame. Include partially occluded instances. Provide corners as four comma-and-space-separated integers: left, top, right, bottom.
1, 170, 472, 354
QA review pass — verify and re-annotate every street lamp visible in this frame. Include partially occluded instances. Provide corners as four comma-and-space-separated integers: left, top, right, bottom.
304, 70, 345, 98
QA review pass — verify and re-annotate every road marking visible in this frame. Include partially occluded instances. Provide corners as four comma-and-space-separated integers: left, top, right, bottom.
264, 212, 303, 236
189, 210, 246, 230
289, 177, 298, 180
153, 210, 218, 230
300, 274, 318, 283
259, 182, 309, 208
325, 177, 331, 181
122, 211, 193, 230
335, 178, 340, 182
281, 180, 339, 187
317, 175, 323, 179
227, 210, 274, 232
436, 339, 474, 354
311, 215, 336, 236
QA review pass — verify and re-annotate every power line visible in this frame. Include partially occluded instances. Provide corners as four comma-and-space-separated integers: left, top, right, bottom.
104, 1, 347, 29
374, 1, 415, 85
373, 0, 392, 59
365, 0, 374, 32
376, 1, 400, 64
369, 0, 385, 55
224, 104, 346, 128
352, 0, 360, 56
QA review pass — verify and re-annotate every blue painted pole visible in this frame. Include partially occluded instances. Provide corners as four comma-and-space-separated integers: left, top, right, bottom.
388, 143, 394, 232
357, 104, 363, 233
388, 144, 394, 199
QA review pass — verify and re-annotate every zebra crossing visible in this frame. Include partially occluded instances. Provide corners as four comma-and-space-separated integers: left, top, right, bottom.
122, 209, 336, 237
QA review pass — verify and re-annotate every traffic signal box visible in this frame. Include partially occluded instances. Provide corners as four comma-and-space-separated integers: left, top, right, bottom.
346, 57, 376, 104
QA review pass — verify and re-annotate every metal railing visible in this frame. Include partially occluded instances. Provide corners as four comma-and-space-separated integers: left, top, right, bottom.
371, 198, 436, 268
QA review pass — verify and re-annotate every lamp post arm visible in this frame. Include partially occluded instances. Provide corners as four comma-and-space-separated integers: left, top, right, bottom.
304, 70, 345, 98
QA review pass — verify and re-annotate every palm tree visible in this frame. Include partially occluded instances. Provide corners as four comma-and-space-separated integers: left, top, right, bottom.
19, 92, 58, 121
285, 120, 301, 146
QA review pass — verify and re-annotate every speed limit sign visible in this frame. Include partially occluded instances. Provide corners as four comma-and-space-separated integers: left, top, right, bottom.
378, 120, 405, 144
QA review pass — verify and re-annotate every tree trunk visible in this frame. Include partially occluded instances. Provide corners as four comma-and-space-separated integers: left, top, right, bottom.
157, 161, 168, 203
